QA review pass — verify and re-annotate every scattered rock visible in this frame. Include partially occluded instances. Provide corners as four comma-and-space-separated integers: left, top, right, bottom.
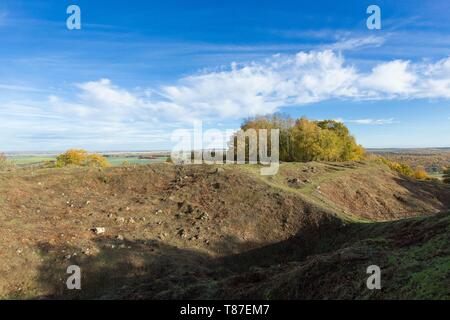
158, 232, 167, 240
198, 212, 209, 220
116, 235, 124, 241
91, 227, 106, 234
116, 217, 125, 223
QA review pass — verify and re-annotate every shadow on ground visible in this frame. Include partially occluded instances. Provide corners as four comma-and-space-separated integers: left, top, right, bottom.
34, 214, 347, 299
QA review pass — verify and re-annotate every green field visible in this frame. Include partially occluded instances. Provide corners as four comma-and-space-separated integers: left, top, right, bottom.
105, 156, 168, 166
9, 156, 56, 166
8, 155, 168, 167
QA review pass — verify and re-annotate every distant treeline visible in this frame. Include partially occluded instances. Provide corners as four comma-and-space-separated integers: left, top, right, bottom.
233, 115, 365, 162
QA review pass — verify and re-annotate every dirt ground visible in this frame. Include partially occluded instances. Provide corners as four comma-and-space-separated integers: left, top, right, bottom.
0, 161, 449, 299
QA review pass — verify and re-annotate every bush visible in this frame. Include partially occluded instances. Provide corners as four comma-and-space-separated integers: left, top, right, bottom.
56, 149, 110, 168
377, 157, 429, 180
413, 167, 429, 180
0, 153, 7, 167
443, 168, 450, 184
86, 154, 111, 168
0, 153, 14, 171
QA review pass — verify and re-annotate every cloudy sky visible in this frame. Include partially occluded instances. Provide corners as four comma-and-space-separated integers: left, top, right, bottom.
0, 0, 450, 151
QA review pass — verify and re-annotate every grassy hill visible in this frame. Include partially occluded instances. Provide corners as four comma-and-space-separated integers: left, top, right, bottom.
0, 161, 448, 299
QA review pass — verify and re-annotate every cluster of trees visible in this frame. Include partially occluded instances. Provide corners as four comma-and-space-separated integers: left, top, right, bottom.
56, 149, 110, 168
236, 115, 365, 162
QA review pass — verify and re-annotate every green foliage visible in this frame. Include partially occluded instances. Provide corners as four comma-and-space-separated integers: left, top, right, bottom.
56, 149, 110, 168
234, 115, 365, 162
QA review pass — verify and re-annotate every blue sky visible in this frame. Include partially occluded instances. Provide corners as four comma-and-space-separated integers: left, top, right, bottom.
0, 0, 450, 151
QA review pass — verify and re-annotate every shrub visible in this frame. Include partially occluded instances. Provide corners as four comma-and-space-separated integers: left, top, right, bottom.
0, 153, 7, 167
56, 149, 88, 167
56, 149, 110, 168
443, 168, 450, 184
86, 154, 111, 168
121, 160, 131, 167
0, 153, 14, 170
233, 115, 365, 162
377, 157, 429, 180
413, 167, 429, 180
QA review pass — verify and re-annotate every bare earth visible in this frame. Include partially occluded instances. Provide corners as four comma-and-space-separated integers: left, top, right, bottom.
0, 161, 449, 299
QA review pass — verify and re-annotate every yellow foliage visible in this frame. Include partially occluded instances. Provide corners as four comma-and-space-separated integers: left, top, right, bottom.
56, 149, 88, 167
235, 115, 365, 162
56, 149, 110, 168
377, 157, 429, 180
413, 168, 429, 180
86, 154, 111, 168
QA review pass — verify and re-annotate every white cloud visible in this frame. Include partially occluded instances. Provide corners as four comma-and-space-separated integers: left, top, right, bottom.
0, 83, 41, 92
4, 48, 450, 150
42, 50, 450, 125
344, 118, 398, 125
77, 79, 138, 108
360, 60, 417, 95
328, 36, 385, 51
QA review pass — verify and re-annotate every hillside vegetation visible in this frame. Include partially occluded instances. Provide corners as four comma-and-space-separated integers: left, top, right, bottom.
0, 160, 449, 299
237, 115, 365, 162
56, 149, 110, 168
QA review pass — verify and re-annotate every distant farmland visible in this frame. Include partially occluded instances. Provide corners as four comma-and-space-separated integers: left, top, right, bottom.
7, 153, 169, 167
369, 148, 450, 174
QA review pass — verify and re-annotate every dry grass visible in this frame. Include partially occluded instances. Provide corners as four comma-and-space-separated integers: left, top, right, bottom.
0, 161, 449, 299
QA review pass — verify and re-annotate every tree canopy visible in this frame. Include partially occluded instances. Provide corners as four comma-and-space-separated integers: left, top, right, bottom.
236, 115, 365, 162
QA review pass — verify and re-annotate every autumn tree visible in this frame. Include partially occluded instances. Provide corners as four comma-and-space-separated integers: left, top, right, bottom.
233, 115, 365, 162
56, 149, 110, 168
